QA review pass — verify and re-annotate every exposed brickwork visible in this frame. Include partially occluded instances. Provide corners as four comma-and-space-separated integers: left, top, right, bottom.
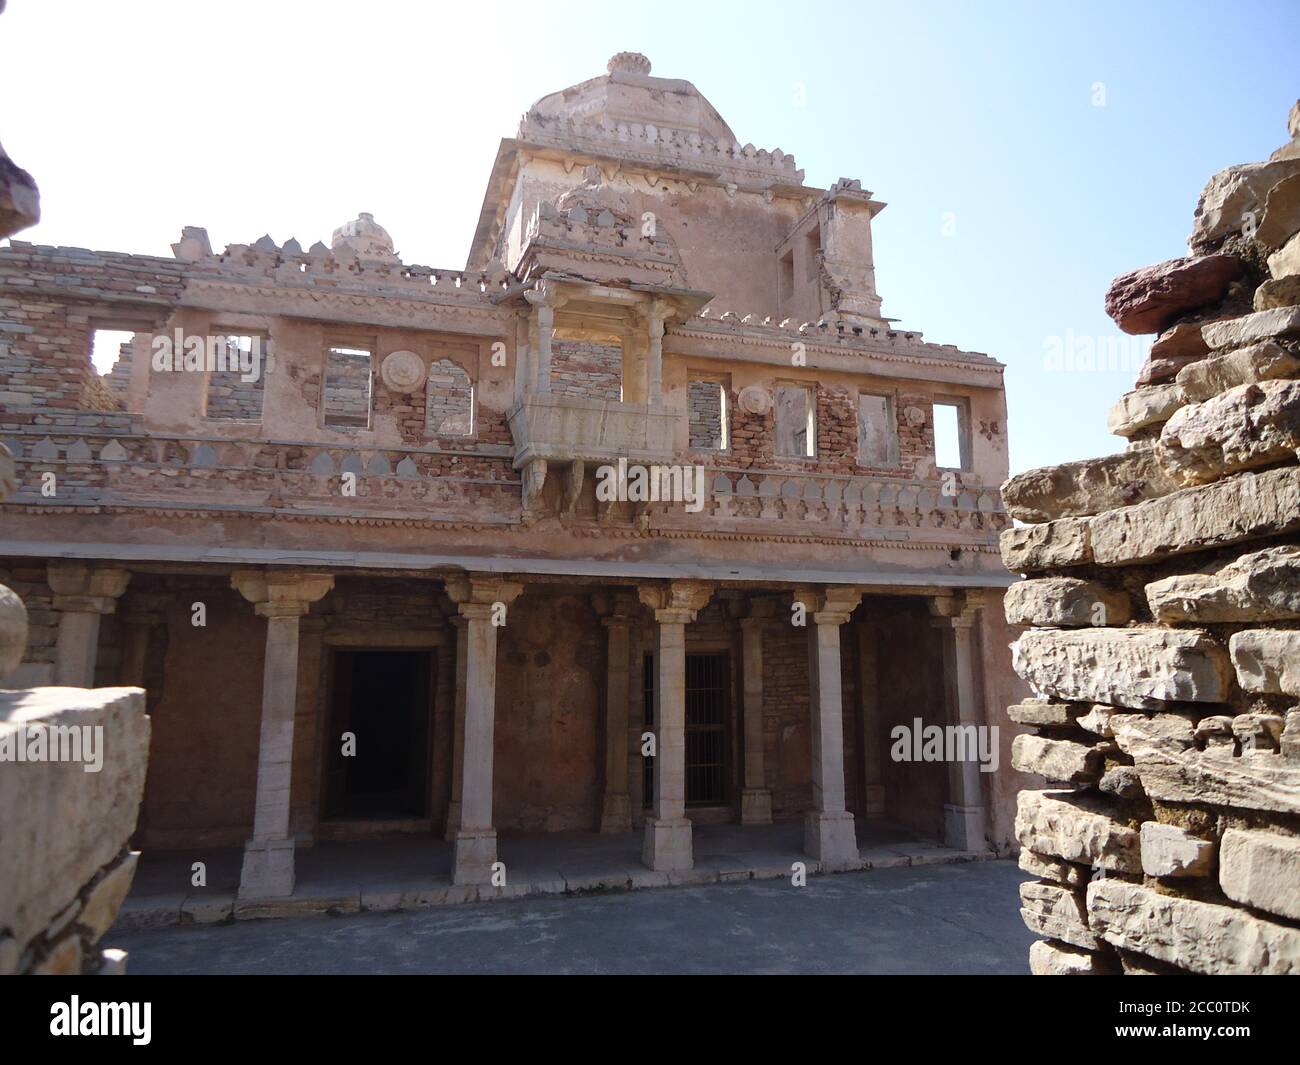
551, 340, 621, 401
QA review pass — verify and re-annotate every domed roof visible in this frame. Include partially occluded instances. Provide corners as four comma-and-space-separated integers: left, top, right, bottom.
330, 212, 398, 262
526, 52, 736, 143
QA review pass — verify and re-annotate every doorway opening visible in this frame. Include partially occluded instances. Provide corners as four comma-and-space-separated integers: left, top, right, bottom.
325, 649, 433, 820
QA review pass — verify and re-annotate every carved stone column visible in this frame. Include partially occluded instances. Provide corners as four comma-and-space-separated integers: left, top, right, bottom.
444, 576, 523, 885
48, 562, 130, 687
636, 580, 712, 870
524, 291, 556, 394
596, 592, 638, 833
231, 569, 334, 899
645, 304, 666, 404
930, 593, 988, 851
792, 585, 863, 867
739, 597, 776, 824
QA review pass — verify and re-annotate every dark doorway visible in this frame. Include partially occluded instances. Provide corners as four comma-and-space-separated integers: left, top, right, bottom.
685, 652, 728, 806
325, 649, 432, 819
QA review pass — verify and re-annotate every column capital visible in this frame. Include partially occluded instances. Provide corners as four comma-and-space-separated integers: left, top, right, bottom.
638, 580, 711, 624
444, 575, 524, 613
594, 590, 639, 625
48, 562, 130, 614
791, 585, 862, 625
232, 569, 334, 619
928, 591, 982, 628
740, 595, 780, 630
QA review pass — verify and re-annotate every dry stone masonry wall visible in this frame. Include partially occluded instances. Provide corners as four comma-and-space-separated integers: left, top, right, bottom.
1003, 102, 1300, 976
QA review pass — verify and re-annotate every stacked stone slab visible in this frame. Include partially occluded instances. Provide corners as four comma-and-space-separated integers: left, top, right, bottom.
1004, 102, 1300, 976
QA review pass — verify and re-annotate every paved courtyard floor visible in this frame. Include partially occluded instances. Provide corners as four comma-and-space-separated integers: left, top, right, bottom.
114, 858, 1034, 975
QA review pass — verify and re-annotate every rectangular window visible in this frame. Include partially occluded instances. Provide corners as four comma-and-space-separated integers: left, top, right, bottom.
857, 393, 898, 467
323, 343, 373, 428
685, 653, 728, 806
933, 399, 970, 471
205, 331, 267, 422
775, 383, 815, 458
688, 378, 728, 451
642, 653, 655, 810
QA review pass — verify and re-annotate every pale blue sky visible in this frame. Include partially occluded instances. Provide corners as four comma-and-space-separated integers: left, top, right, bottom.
3, 0, 1297, 474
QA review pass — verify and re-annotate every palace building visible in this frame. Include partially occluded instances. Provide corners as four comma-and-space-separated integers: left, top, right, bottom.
0, 53, 1026, 901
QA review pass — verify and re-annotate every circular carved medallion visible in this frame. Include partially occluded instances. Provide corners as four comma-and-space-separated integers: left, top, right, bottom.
904, 405, 926, 426
380, 349, 426, 393
737, 385, 772, 415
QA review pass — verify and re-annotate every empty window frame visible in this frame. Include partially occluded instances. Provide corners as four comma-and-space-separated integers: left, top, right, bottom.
688, 378, 729, 451
323, 342, 373, 428
425, 357, 474, 436
933, 398, 971, 471
857, 392, 898, 467
205, 331, 267, 422
775, 383, 815, 458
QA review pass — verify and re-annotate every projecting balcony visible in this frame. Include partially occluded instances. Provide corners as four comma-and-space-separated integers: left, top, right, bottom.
507, 392, 681, 468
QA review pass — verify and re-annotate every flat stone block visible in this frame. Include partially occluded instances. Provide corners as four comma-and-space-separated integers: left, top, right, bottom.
451, 829, 498, 886
238, 838, 295, 899
642, 816, 693, 871
804, 810, 858, 866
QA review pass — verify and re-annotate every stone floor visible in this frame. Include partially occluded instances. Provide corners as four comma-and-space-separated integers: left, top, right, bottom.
115, 819, 994, 930
112, 859, 1033, 974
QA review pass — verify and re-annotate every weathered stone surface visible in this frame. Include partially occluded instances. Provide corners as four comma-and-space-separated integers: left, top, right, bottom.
1284, 710, 1300, 759
1232, 711, 1285, 752
1019, 848, 1088, 887
1006, 700, 1085, 727
32, 934, 83, 976
1229, 628, 1300, 695
1099, 764, 1145, 799
1257, 171, 1300, 250
1146, 545, 1300, 622
78, 852, 139, 939
0, 687, 149, 960
1105, 255, 1243, 334
1270, 230, 1300, 280
1202, 306, 1300, 351
1020, 880, 1097, 949
1190, 156, 1300, 251
1107, 383, 1187, 438
1016, 790, 1140, 873
1088, 878, 1300, 974
1089, 465, 1300, 565
1000, 450, 1176, 523
1139, 822, 1216, 877
1156, 379, 1300, 485
1012, 734, 1103, 784
1113, 714, 1300, 814
0, 582, 27, 680
1077, 704, 1117, 737
1176, 340, 1300, 402
999, 517, 1092, 573
1219, 828, 1300, 921
1012, 628, 1230, 710
1255, 274, 1300, 310
1028, 938, 1110, 975
1004, 577, 1130, 628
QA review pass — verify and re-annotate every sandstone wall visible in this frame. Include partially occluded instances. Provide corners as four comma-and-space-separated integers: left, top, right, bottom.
1004, 103, 1300, 975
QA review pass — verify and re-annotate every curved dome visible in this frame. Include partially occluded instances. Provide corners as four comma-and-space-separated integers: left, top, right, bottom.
331, 212, 397, 262
527, 52, 736, 143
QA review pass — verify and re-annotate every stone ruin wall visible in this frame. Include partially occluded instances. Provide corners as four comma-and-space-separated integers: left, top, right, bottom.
1001, 102, 1300, 976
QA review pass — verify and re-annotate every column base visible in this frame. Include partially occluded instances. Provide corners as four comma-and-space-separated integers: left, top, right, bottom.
739, 788, 773, 825
642, 816, 693, 871
599, 793, 632, 834
804, 810, 858, 867
452, 829, 497, 885
238, 838, 295, 899
444, 801, 461, 842
864, 784, 886, 819
943, 803, 987, 851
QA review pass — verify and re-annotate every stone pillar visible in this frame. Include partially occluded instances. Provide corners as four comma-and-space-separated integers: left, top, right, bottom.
525, 292, 555, 395
444, 576, 522, 885
231, 569, 334, 899
793, 586, 862, 867
48, 562, 130, 687
443, 614, 469, 840
856, 621, 886, 818
637, 580, 712, 871
646, 308, 665, 404
738, 597, 775, 824
119, 593, 168, 688
597, 593, 637, 833
930, 593, 988, 851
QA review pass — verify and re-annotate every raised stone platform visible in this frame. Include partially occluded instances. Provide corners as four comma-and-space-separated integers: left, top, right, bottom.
113, 820, 992, 929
